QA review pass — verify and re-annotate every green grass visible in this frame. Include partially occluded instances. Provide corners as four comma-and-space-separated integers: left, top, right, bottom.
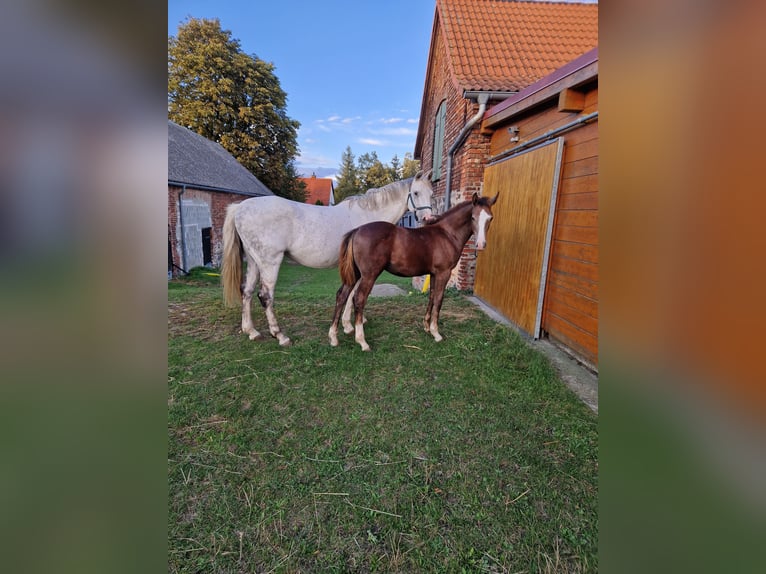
168, 264, 598, 573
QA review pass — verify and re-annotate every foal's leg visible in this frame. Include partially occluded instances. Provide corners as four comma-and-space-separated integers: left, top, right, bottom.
352, 276, 377, 351
425, 272, 449, 342
329, 282, 354, 346
423, 274, 434, 334
257, 258, 291, 346
241, 256, 264, 340
341, 280, 359, 334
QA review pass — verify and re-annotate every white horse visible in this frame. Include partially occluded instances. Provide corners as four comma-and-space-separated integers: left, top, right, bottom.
222, 172, 434, 345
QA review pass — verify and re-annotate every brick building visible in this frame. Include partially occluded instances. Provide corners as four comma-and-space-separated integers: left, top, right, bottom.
414, 0, 597, 289
168, 120, 272, 276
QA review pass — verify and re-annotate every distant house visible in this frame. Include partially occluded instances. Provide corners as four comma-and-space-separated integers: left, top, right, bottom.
414, 0, 597, 290
168, 120, 273, 276
299, 173, 335, 206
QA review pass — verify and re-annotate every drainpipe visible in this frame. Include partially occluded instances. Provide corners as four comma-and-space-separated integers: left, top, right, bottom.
444, 92, 489, 210
177, 185, 187, 274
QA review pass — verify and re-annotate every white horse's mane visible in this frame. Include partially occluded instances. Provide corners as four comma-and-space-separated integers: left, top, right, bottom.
341, 177, 414, 211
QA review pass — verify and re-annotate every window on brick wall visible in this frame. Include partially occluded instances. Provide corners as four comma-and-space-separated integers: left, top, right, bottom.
431, 100, 446, 181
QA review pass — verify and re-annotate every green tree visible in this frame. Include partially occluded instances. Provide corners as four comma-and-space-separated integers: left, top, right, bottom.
168, 18, 302, 199
401, 152, 421, 179
390, 154, 402, 181
357, 151, 392, 190
277, 160, 307, 203
334, 146, 360, 202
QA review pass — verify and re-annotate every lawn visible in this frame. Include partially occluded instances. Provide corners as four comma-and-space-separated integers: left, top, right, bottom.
168, 264, 598, 573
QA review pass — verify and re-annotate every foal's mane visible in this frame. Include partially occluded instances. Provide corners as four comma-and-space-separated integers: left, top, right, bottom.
342, 177, 414, 211
423, 198, 475, 226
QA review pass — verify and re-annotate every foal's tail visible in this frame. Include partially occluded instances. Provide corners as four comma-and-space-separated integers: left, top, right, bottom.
221, 203, 243, 307
339, 230, 360, 287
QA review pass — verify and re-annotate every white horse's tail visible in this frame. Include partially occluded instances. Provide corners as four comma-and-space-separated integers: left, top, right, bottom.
221, 203, 242, 307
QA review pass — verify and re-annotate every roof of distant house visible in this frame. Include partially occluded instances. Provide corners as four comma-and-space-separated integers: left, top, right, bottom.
299, 174, 335, 205
167, 120, 273, 196
433, 0, 598, 93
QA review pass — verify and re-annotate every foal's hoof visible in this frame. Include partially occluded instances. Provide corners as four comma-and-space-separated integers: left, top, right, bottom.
278, 337, 292, 347
248, 332, 264, 341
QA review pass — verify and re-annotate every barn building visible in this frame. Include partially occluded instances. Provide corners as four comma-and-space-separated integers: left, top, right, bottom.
168, 120, 273, 277
414, 0, 597, 290
477, 48, 598, 369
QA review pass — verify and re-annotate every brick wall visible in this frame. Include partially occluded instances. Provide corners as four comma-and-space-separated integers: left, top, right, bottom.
168, 185, 247, 277
417, 27, 493, 291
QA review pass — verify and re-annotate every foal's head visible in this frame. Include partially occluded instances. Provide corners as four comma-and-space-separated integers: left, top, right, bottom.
471, 192, 499, 250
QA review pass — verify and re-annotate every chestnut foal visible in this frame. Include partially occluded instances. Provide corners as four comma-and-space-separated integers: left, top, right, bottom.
329, 193, 498, 351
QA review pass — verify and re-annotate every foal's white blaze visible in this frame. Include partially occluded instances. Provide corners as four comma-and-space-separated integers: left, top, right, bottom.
475, 210, 492, 250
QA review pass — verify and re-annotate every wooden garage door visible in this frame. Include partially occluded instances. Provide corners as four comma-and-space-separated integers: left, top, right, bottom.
474, 138, 564, 337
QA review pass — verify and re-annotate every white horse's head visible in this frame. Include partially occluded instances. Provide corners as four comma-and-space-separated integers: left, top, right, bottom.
408, 170, 435, 222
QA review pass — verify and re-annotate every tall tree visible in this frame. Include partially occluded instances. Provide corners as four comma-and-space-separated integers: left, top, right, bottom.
168, 18, 303, 200
334, 146, 360, 202
390, 154, 402, 181
357, 151, 392, 190
401, 152, 421, 179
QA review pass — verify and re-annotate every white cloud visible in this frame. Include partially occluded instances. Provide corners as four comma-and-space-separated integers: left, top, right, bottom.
358, 138, 385, 146
296, 151, 336, 168
326, 115, 341, 122
371, 126, 417, 137
380, 117, 403, 124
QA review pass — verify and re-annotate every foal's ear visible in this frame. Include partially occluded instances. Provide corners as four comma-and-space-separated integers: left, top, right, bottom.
472, 192, 479, 205
489, 193, 499, 206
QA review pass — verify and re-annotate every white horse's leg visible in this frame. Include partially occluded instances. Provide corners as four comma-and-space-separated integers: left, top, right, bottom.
258, 262, 291, 347
342, 281, 359, 334
241, 257, 263, 340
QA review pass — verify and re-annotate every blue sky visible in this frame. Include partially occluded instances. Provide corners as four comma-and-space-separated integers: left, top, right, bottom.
168, 1, 437, 178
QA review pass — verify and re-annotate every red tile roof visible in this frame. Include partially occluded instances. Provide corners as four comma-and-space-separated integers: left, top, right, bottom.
436, 0, 598, 92
299, 175, 335, 205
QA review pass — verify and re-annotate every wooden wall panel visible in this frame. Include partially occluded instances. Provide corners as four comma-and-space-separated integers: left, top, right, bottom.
474, 139, 562, 336
483, 84, 599, 367
560, 173, 598, 195
541, 118, 599, 367
544, 314, 598, 364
